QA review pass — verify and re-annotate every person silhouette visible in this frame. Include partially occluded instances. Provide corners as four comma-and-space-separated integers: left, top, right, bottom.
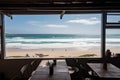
106, 49, 111, 58
105, 49, 111, 62
103, 49, 111, 70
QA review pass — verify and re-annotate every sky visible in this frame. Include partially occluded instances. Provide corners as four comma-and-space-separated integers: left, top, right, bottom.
5, 14, 120, 35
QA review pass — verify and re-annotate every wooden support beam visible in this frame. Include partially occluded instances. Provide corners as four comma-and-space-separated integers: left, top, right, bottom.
0, 11, 13, 19
0, 14, 5, 59
106, 23, 120, 29
1, 3, 120, 11
60, 10, 65, 19
101, 11, 107, 58
107, 13, 120, 15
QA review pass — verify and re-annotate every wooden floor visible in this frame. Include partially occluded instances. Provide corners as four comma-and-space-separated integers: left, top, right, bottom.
30, 60, 71, 80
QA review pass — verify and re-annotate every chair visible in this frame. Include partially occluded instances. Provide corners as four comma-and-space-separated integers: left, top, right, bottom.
31, 59, 41, 71
66, 58, 78, 67
66, 58, 95, 80
66, 59, 82, 80
11, 64, 30, 80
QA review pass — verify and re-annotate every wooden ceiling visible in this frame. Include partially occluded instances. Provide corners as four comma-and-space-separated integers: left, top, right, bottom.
0, 0, 120, 14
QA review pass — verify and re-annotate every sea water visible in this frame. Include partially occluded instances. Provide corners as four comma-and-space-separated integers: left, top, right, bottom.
5, 34, 120, 50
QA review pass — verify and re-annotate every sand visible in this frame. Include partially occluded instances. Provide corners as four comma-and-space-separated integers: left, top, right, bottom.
5, 47, 120, 59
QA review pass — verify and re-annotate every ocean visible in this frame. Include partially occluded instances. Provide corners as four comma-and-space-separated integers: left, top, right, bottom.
5, 34, 120, 50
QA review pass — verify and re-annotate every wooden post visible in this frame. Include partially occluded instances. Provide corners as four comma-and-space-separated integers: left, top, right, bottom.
101, 11, 107, 58
0, 14, 5, 59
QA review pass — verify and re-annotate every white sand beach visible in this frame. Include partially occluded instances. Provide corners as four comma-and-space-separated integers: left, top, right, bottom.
6, 48, 101, 58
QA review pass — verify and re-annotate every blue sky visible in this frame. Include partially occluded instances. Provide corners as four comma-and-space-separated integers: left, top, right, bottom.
5, 14, 120, 34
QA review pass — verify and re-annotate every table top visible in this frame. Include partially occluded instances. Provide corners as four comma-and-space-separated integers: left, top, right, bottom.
30, 60, 71, 80
87, 63, 120, 79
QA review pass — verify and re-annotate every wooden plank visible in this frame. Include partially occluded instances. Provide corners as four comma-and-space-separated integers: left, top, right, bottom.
87, 63, 120, 79
30, 60, 71, 80
106, 23, 120, 29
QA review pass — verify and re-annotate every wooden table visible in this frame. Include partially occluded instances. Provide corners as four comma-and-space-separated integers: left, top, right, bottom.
30, 60, 71, 80
87, 63, 120, 79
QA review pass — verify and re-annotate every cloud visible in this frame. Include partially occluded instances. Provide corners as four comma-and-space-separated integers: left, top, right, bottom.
46, 24, 68, 28
27, 21, 42, 26
67, 17, 100, 25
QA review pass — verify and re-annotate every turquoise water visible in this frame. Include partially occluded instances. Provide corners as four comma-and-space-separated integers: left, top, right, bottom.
5, 34, 120, 50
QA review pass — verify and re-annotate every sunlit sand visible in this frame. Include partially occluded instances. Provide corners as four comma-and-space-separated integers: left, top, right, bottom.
6, 48, 102, 59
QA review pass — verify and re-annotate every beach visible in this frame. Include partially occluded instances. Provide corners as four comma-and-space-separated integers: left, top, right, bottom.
6, 48, 101, 58
5, 34, 120, 58
6, 48, 120, 59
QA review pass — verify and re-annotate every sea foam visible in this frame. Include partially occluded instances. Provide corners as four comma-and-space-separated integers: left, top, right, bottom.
5, 34, 120, 50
